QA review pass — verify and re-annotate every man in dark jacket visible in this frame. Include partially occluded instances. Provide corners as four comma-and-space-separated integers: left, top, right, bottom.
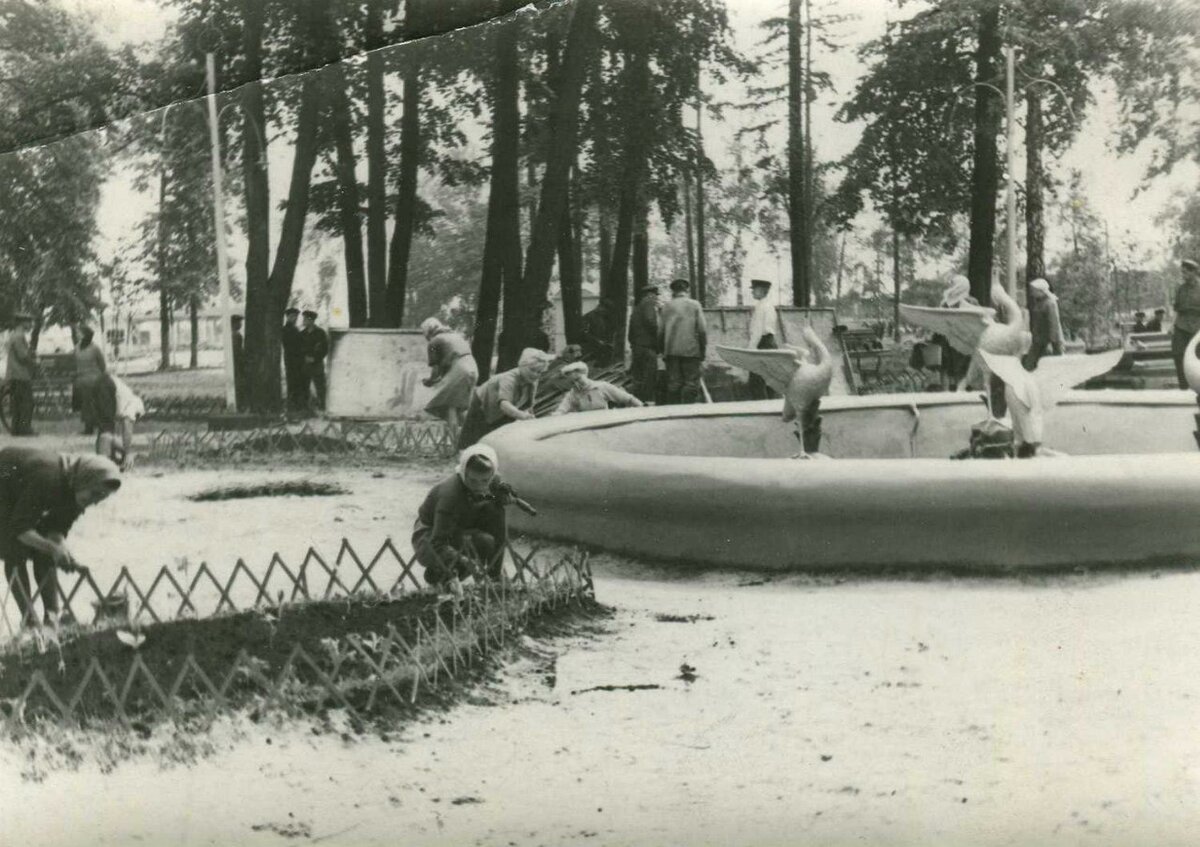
281, 307, 304, 413
5, 313, 36, 435
300, 310, 329, 412
231, 315, 246, 411
627, 284, 660, 403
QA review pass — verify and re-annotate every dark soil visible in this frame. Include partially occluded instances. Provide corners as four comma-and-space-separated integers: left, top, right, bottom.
0, 592, 450, 720
189, 480, 348, 501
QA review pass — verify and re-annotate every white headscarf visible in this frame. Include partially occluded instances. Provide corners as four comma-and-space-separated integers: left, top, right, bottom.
941, 275, 971, 307
456, 443, 498, 481
560, 361, 589, 377
1029, 278, 1057, 302
420, 317, 446, 338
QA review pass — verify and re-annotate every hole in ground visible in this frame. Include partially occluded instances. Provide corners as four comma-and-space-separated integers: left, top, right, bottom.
189, 480, 348, 501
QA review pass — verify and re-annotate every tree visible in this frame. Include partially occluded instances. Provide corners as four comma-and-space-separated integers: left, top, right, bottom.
0, 1, 113, 338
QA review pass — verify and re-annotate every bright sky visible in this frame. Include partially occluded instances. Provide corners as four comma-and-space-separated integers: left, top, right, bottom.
74, 0, 1199, 315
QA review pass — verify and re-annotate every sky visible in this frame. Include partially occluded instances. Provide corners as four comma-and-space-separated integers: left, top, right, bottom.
57, 0, 1200, 318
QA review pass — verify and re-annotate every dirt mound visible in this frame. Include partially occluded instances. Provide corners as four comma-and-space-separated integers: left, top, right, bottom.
189, 481, 347, 501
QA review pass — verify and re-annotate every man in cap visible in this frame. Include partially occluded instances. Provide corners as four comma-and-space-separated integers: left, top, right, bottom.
1147, 308, 1166, 333
627, 283, 660, 402
1023, 278, 1064, 370
1132, 311, 1148, 334
658, 278, 708, 404
281, 307, 304, 414
230, 315, 246, 411
1172, 259, 1200, 388
746, 279, 782, 400
300, 309, 329, 412
5, 313, 36, 435
552, 361, 643, 415
580, 298, 614, 365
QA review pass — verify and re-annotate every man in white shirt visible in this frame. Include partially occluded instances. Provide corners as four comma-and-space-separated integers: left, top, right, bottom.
747, 278, 781, 399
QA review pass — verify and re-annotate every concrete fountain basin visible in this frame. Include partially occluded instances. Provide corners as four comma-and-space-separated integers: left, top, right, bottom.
483, 390, 1200, 571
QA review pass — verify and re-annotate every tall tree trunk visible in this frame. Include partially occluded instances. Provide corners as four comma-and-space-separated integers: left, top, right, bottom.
682, 172, 696, 288
472, 14, 522, 381
559, 178, 584, 345
1025, 86, 1046, 290
244, 74, 324, 413
159, 288, 171, 371
892, 225, 901, 342
633, 223, 649, 300
365, 0, 389, 324
504, 0, 600, 366
189, 297, 199, 369
328, 66, 368, 328
384, 18, 424, 328
598, 211, 613, 299
156, 170, 171, 371
788, 0, 809, 306
695, 102, 708, 306
966, 2, 1002, 307
835, 231, 846, 307
605, 9, 655, 357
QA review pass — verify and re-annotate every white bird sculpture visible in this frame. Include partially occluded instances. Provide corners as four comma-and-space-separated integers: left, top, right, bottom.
1183, 328, 1200, 394
899, 282, 1028, 417
717, 325, 833, 459
976, 348, 1125, 456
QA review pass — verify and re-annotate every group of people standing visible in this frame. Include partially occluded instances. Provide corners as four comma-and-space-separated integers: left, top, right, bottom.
4, 317, 143, 469
279, 308, 330, 415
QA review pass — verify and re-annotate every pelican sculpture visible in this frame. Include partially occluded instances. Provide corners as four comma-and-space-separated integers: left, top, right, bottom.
976, 348, 1124, 456
717, 325, 833, 459
1183, 328, 1200, 394
899, 282, 1028, 417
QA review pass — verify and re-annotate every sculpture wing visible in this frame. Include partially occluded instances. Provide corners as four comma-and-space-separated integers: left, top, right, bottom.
716, 346, 798, 395
976, 350, 1036, 409
899, 304, 994, 356
1031, 350, 1125, 410
1183, 329, 1200, 393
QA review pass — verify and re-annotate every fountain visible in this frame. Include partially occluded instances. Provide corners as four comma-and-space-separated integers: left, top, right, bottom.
482, 389, 1200, 571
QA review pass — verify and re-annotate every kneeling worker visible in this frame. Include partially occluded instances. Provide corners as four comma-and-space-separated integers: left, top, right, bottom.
413, 444, 513, 593
0, 448, 122, 626
552, 362, 643, 415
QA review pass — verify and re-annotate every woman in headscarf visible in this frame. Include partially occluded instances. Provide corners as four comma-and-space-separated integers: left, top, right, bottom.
412, 444, 512, 594
0, 448, 121, 626
934, 275, 980, 390
1023, 278, 1065, 370
73, 325, 107, 435
456, 348, 553, 449
419, 317, 478, 430
552, 362, 644, 415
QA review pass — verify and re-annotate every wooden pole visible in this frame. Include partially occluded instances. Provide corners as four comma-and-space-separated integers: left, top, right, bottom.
205, 53, 237, 410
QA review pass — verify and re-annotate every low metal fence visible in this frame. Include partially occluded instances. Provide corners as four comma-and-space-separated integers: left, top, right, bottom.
144, 419, 458, 461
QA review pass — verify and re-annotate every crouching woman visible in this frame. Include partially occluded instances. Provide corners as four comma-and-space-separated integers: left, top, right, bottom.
0, 448, 122, 626
412, 444, 513, 593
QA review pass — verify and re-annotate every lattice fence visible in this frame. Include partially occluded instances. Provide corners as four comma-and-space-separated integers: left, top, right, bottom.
144, 419, 457, 461
31, 385, 228, 422
1, 540, 594, 727
856, 368, 933, 395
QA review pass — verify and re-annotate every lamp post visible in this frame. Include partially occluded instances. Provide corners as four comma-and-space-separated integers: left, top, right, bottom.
204, 53, 237, 411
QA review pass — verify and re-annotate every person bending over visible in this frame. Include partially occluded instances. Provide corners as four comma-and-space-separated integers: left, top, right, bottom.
412, 444, 515, 594
552, 362, 643, 415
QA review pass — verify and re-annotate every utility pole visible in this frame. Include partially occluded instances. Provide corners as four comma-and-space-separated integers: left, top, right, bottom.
205, 53, 237, 410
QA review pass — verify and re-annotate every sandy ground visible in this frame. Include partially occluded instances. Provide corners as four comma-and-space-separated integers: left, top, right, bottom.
3, 467, 1200, 845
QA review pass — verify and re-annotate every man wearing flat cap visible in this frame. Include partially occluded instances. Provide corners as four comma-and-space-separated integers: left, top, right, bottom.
627, 284, 660, 403
658, 278, 707, 404
5, 313, 36, 435
580, 298, 614, 365
1172, 259, 1200, 388
300, 309, 329, 413
746, 279, 782, 400
282, 306, 305, 414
